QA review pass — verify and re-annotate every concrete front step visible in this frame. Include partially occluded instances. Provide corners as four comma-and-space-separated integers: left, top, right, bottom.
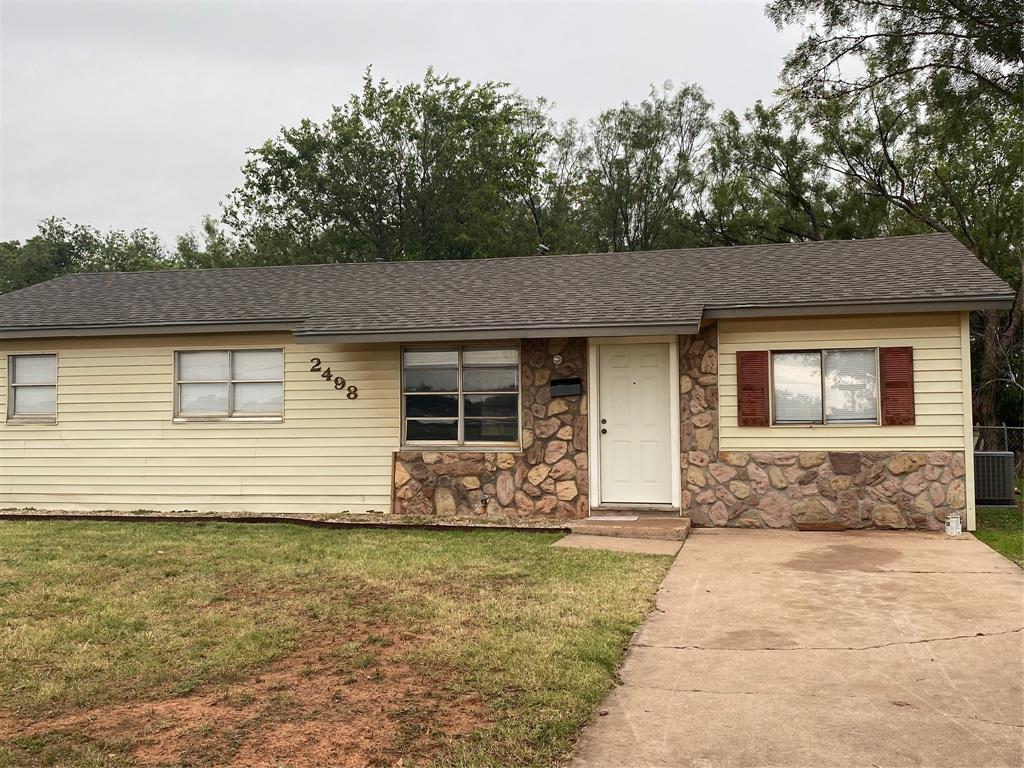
590, 504, 681, 518
569, 517, 691, 541
553, 534, 683, 556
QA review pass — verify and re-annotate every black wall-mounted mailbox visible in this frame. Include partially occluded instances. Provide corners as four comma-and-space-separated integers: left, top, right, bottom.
550, 377, 583, 397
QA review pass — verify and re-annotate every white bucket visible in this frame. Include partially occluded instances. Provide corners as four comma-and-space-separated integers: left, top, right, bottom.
945, 512, 962, 537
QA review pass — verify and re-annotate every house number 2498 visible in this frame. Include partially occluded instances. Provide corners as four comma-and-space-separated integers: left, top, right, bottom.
309, 358, 359, 399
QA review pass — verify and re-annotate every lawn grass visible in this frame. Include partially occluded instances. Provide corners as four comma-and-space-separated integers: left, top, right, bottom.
975, 503, 1023, 566
0, 520, 671, 767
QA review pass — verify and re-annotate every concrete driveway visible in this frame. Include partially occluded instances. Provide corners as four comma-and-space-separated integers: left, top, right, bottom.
571, 529, 1024, 768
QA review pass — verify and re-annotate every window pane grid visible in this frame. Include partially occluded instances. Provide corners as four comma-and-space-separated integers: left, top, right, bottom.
771, 348, 879, 426
12, 355, 57, 385
12, 385, 57, 416
8, 354, 58, 419
176, 350, 283, 418
233, 350, 283, 381
403, 347, 519, 445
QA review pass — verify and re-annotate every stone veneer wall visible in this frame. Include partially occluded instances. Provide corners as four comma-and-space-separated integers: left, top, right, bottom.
392, 338, 588, 519
679, 323, 968, 530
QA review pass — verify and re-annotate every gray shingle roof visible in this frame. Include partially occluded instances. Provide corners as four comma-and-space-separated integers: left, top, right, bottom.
0, 233, 1012, 340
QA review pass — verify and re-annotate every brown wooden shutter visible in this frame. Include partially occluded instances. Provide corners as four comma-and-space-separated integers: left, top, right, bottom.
737, 350, 770, 426
879, 346, 916, 426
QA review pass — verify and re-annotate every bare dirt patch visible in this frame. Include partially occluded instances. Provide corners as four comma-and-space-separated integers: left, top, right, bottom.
1, 623, 488, 767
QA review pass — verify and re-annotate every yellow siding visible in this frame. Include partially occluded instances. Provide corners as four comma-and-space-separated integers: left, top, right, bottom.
959, 311, 977, 530
718, 313, 966, 451
0, 332, 400, 513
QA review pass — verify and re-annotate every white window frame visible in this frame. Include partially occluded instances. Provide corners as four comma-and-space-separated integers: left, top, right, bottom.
173, 348, 284, 422
401, 344, 521, 449
6, 353, 58, 425
769, 347, 880, 427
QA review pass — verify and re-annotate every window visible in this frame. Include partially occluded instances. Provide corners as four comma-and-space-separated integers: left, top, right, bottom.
403, 347, 519, 445
8, 354, 57, 422
772, 349, 878, 425
175, 349, 283, 418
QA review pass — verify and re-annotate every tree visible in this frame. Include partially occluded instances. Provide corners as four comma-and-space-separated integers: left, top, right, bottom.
519, 118, 592, 254
768, 0, 1022, 108
0, 217, 169, 293
577, 83, 712, 252
175, 216, 252, 269
223, 69, 550, 263
692, 103, 900, 247
768, 0, 1024, 433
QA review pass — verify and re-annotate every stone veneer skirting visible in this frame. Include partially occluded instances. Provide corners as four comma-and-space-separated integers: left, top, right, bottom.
392, 338, 588, 519
683, 448, 967, 530
678, 324, 968, 530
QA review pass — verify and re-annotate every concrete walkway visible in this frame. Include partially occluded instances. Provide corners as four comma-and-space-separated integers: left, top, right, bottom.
571, 529, 1024, 768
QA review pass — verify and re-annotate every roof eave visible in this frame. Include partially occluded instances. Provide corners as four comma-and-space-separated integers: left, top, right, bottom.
702, 296, 1014, 319
292, 322, 703, 344
0, 320, 302, 341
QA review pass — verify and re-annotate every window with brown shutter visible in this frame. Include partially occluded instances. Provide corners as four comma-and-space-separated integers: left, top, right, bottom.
879, 346, 916, 425
737, 350, 770, 426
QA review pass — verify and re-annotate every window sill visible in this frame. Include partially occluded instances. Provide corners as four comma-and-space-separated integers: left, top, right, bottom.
770, 422, 881, 428
400, 443, 522, 453
173, 416, 284, 424
5, 416, 57, 426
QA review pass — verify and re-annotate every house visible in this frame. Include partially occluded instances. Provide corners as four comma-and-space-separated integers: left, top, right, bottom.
0, 234, 1013, 530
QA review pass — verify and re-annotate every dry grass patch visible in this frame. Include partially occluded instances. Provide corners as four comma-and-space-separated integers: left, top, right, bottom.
0, 521, 670, 767
10, 622, 483, 768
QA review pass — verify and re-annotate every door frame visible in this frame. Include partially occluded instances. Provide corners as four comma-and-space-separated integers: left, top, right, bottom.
587, 336, 681, 512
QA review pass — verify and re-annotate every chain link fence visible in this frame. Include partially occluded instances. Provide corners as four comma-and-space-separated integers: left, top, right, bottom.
974, 425, 1023, 476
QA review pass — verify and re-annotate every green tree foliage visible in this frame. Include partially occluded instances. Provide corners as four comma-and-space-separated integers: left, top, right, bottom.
175, 216, 252, 269
519, 118, 592, 254
768, 0, 1022, 107
222, 69, 549, 263
521, 85, 891, 253
0, 217, 169, 293
578, 83, 712, 252
693, 103, 900, 246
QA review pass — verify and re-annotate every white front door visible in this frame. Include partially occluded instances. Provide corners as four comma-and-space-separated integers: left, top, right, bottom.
597, 342, 673, 504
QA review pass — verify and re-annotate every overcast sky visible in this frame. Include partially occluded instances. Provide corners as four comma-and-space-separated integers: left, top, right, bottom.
0, 0, 802, 245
